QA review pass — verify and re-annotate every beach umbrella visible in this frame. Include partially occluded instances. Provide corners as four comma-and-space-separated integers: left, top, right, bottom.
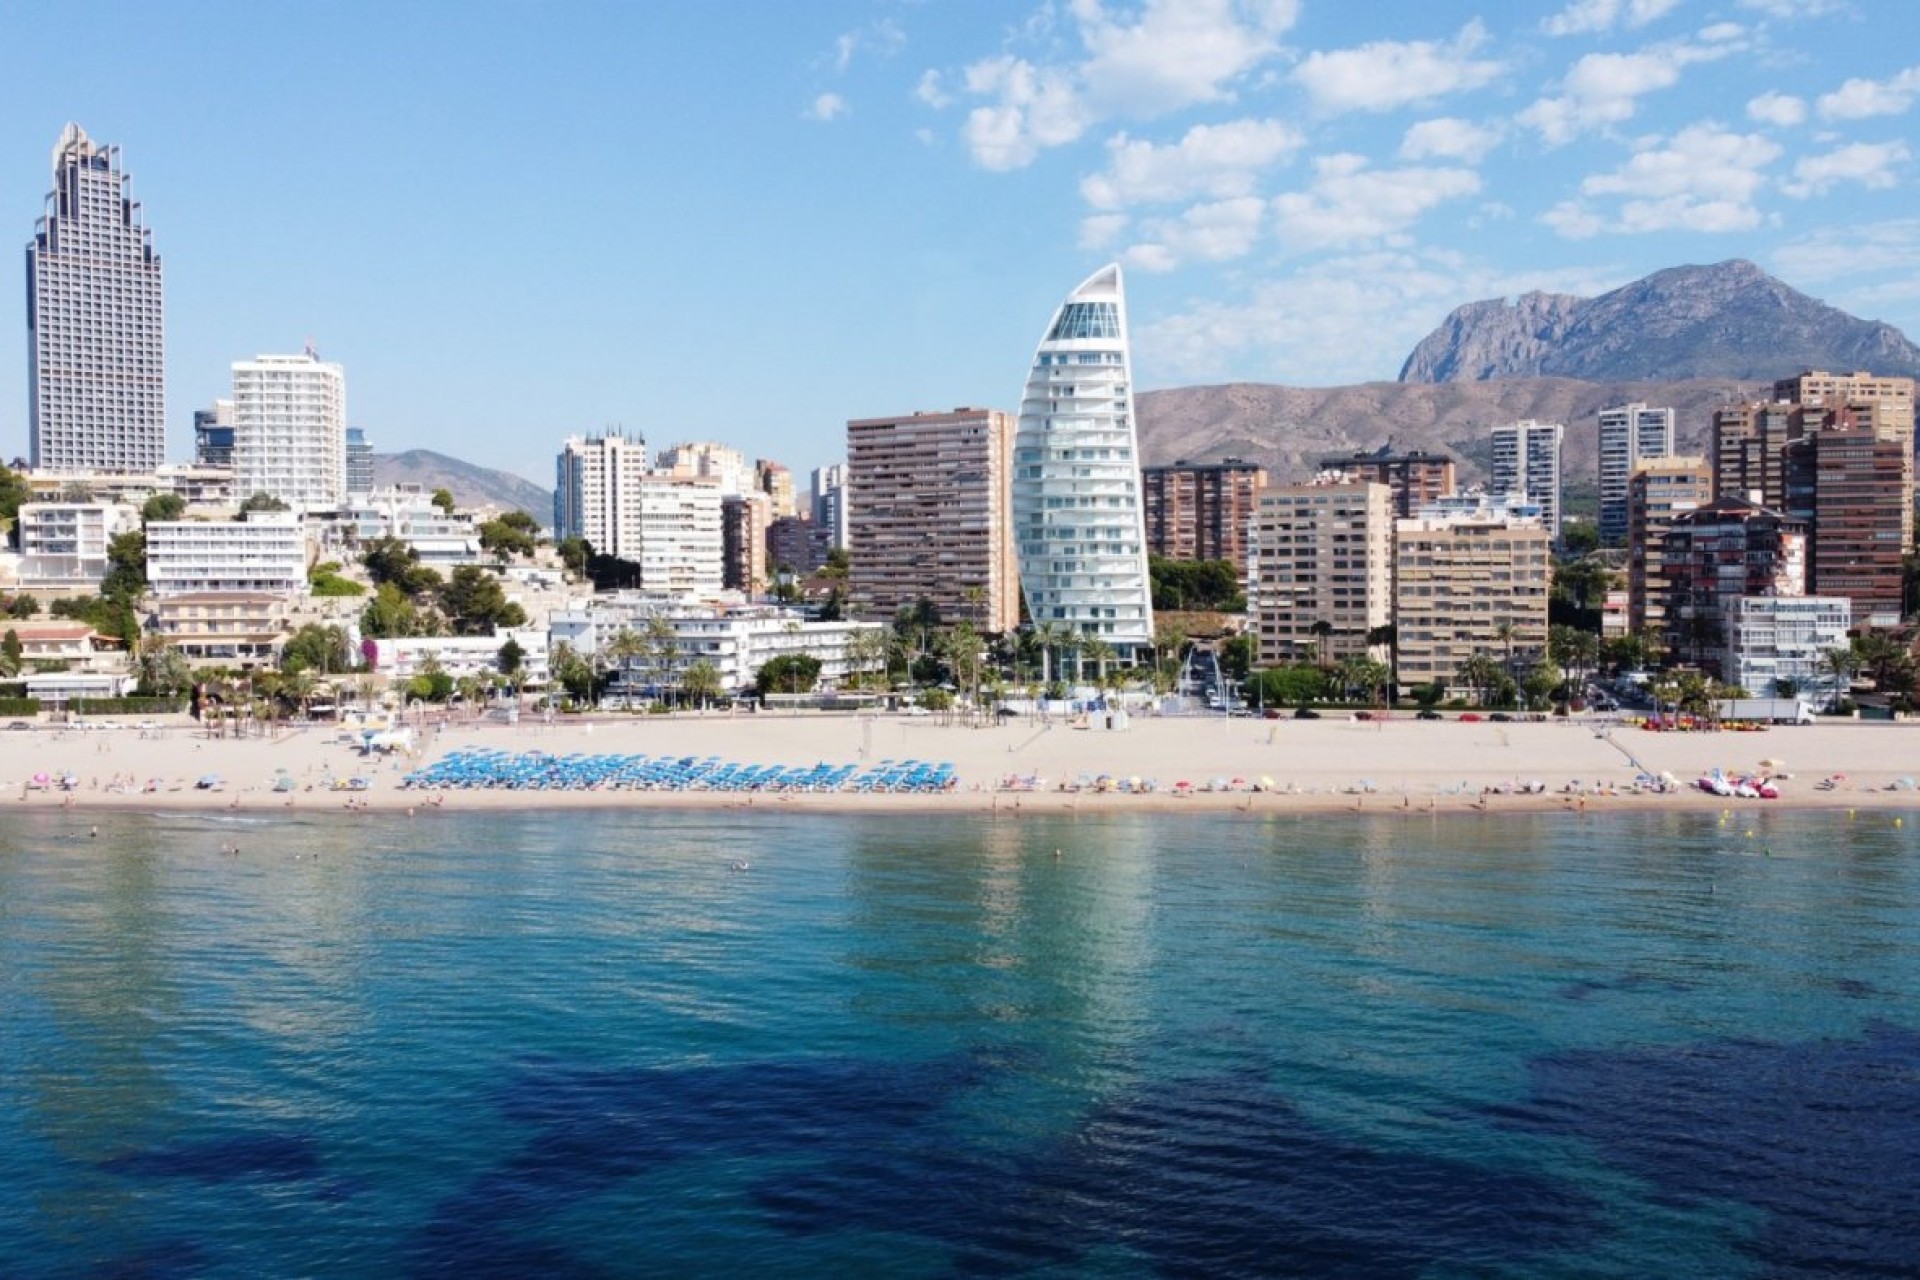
31, 771, 49, 787
196, 774, 221, 789
1259, 775, 1276, 791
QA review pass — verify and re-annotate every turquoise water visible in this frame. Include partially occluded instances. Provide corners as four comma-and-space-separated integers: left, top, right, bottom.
2, 807, 1917, 1276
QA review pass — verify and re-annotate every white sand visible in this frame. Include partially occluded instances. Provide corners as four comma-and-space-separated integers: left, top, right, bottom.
5, 709, 1917, 818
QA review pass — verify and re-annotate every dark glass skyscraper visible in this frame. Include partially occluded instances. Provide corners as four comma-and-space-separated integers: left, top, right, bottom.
26, 123, 166, 472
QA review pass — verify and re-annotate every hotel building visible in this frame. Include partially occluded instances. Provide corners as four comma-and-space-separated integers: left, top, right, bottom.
1141, 458, 1268, 575
1597, 403, 1674, 544
1489, 420, 1564, 541
1773, 370, 1914, 444
1659, 497, 1807, 676
1317, 446, 1457, 519
26, 124, 166, 473
232, 350, 347, 513
554, 433, 651, 558
846, 407, 1018, 633
145, 512, 308, 596
1625, 455, 1711, 637
1249, 477, 1393, 668
1012, 265, 1155, 659
1394, 506, 1552, 696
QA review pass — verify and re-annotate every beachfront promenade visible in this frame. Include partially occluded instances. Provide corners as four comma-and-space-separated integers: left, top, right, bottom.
6, 710, 1918, 817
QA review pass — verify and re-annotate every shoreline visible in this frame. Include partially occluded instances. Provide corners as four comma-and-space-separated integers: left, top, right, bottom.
6, 712, 1916, 821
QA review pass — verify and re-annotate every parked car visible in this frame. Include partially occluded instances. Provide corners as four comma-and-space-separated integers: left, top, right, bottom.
6, 720, 32, 731
1294, 707, 1321, 719
1416, 709, 1442, 721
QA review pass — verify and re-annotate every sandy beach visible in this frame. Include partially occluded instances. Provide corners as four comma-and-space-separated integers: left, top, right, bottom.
5, 709, 1919, 819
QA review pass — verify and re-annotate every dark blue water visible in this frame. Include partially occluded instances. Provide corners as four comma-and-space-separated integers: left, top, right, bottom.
2, 807, 1917, 1276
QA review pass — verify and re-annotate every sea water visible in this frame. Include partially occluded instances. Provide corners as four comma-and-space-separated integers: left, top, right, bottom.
1, 806, 1917, 1276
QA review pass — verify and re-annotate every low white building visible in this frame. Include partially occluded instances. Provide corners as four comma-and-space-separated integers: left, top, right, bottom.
1724, 595, 1852, 698
146, 513, 309, 596
315, 486, 484, 570
14, 500, 140, 591
366, 629, 551, 687
608, 606, 883, 697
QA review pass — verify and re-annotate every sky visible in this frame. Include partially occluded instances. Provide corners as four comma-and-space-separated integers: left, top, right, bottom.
3, 0, 1917, 489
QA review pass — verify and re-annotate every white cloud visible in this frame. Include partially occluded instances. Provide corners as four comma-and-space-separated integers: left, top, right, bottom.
1782, 139, 1910, 196
1399, 116, 1503, 163
1270, 154, 1481, 251
1519, 36, 1746, 144
1133, 251, 1625, 384
1746, 91, 1807, 126
960, 56, 1091, 170
915, 70, 952, 109
828, 19, 905, 74
1547, 123, 1782, 234
1771, 218, 1920, 282
1293, 21, 1503, 115
807, 93, 849, 123
1737, 0, 1849, 17
938, 0, 1299, 170
1081, 117, 1303, 210
1079, 212, 1130, 250
1541, 0, 1681, 37
1816, 66, 1920, 120
1123, 196, 1267, 270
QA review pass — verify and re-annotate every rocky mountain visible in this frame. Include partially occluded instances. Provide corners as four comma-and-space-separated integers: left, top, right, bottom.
1135, 377, 1766, 488
1399, 260, 1920, 384
371, 450, 551, 525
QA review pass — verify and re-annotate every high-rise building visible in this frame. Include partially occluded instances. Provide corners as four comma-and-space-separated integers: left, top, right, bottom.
194, 400, 235, 468
554, 432, 651, 558
721, 492, 771, 595
1711, 400, 1802, 507
1725, 596, 1852, 699
631, 476, 724, 597
1317, 446, 1456, 518
1598, 403, 1674, 544
656, 441, 750, 494
1012, 264, 1155, 659
756, 459, 796, 519
1660, 496, 1807, 675
1393, 510, 1552, 696
1773, 370, 1915, 444
231, 350, 347, 512
1141, 458, 1268, 575
1626, 455, 1711, 637
846, 407, 1019, 632
1250, 477, 1393, 668
1489, 420, 1564, 541
345, 427, 374, 498
768, 514, 833, 577
26, 124, 166, 472
1785, 421, 1912, 628
810, 462, 849, 549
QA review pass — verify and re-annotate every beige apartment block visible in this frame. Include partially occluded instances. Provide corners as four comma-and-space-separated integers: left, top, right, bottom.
1142, 459, 1268, 575
1773, 370, 1915, 444
846, 408, 1019, 633
1393, 515, 1551, 695
1251, 478, 1393, 667
1627, 455, 1711, 636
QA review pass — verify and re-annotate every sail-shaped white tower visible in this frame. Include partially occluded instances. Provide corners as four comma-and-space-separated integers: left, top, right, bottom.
1012, 264, 1155, 666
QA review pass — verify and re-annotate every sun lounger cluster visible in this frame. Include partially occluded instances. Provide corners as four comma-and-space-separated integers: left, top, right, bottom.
400, 748, 957, 794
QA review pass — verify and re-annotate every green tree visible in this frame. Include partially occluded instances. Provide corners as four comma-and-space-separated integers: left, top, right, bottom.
755, 653, 821, 696
1, 629, 21, 677
498, 635, 526, 678
361, 536, 443, 597
682, 658, 724, 707
1218, 632, 1256, 682
845, 627, 889, 689
1246, 664, 1328, 708
141, 492, 186, 523
550, 641, 596, 706
136, 642, 193, 697
361, 581, 424, 638
438, 565, 525, 636
239, 491, 290, 515
478, 515, 538, 560
0, 465, 30, 533
1523, 660, 1565, 711
281, 623, 353, 675
431, 488, 456, 514
556, 536, 591, 575
101, 530, 147, 603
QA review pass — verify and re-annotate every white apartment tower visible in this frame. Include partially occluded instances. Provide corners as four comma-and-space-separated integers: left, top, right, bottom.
811, 462, 849, 549
232, 350, 347, 512
554, 433, 651, 558
1597, 403, 1674, 544
1012, 264, 1155, 661
26, 124, 166, 472
1490, 420, 1565, 542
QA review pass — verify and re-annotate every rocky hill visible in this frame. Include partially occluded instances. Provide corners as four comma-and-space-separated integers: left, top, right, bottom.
371, 450, 551, 525
1399, 260, 1920, 383
1134, 377, 1766, 487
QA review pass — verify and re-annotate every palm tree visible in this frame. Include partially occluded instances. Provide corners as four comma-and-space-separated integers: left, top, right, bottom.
602, 626, 647, 704
1309, 619, 1334, 669
845, 627, 889, 689
1820, 645, 1860, 709
1082, 636, 1115, 692
681, 658, 723, 709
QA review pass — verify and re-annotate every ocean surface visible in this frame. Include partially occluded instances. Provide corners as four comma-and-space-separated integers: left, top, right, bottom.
1, 805, 1917, 1277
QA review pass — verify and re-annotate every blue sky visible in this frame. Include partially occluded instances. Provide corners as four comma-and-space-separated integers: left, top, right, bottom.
3, 0, 1916, 488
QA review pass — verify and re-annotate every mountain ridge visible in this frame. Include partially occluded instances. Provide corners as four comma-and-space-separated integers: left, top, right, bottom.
371, 450, 552, 525
1399, 259, 1920, 383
